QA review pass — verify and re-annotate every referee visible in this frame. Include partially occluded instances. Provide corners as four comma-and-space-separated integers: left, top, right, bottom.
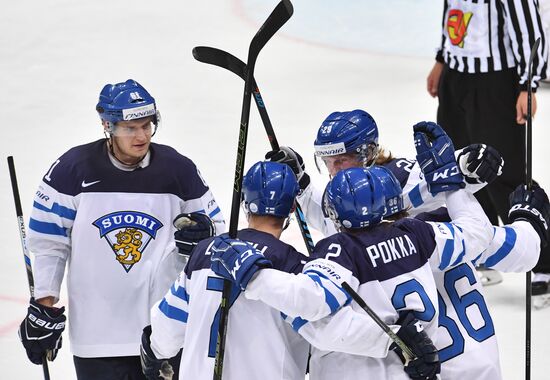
426, 0, 549, 294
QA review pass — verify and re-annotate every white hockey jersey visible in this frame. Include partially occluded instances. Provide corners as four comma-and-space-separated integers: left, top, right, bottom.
150, 229, 324, 380
28, 139, 225, 357
416, 209, 541, 380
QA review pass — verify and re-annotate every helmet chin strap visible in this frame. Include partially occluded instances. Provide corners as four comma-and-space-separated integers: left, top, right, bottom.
105, 132, 147, 168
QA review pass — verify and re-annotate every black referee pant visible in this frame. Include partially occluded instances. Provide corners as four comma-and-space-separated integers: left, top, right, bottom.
437, 66, 550, 273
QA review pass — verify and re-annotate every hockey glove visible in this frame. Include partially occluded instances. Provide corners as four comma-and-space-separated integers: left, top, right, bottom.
140, 325, 174, 380
457, 144, 504, 184
174, 212, 215, 258
413, 121, 465, 195
265, 146, 311, 191
210, 233, 273, 290
391, 312, 440, 380
509, 183, 550, 246
18, 299, 66, 365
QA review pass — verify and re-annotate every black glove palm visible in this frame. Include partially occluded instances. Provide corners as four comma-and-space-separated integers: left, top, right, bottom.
174, 212, 215, 257
391, 312, 440, 380
19, 299, 66, 365
265, 146, 310, 191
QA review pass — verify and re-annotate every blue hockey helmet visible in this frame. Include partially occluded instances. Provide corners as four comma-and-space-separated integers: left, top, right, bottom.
369, 166, 404, 217
96, 79, 160, 133
242, 161, 300, 218
314, 109, 379, 170
323, 167, 386, 229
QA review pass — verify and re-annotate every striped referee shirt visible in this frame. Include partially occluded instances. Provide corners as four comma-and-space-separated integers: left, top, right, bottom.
436, 0, 548, 89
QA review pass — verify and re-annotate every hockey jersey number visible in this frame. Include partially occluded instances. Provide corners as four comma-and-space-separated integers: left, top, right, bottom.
438, 264, 495, 362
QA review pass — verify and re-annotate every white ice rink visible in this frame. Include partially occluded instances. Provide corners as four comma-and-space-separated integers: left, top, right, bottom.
1, 0, 549, 378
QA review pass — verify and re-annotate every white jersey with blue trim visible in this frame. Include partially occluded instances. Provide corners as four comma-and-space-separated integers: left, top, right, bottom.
150, 229, 311, 380
27, 139, 225, 357
417, 209, 541, 379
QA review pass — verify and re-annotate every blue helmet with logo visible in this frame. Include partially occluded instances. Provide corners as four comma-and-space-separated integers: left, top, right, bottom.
242, 161, 300, 218
314, 109, 379, 166
323, 167, 386, 229
369, 166, 404, 217
96, 79, 159, 131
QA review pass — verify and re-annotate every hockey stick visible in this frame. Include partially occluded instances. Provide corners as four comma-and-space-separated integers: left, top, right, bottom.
7, 156, 51, 380
525, 36, 540, 380
341, 282, 417, 362
192, 46, 315, 254
212, 2, 293, 379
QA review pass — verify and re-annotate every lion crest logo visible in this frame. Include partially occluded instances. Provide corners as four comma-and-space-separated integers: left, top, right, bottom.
93, 211, 163, 272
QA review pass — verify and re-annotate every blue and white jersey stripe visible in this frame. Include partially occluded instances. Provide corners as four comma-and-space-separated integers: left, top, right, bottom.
474, 221, 540, 273
158, 282, 190, 323
30, 181, 77, 239
245, 260, 351, 323
428, 222, 469, 271
425, 190, 493, 273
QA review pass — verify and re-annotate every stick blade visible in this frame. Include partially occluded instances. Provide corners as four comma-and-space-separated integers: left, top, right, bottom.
248, 0, 293, 64
192, 46, 246, 79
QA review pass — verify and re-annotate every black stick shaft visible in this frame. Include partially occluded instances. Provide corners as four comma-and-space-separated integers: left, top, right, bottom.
525, 36, 540, 380
213, 59, 252, 380
341, 282, 416, 360
8, 156, 35, 295
192, 46, 315, 254
212, 2, 293, 379
8, 156, 51, 380
250, 82, 315, 254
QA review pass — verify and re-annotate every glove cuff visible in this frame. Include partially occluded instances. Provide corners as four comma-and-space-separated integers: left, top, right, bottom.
512, 216, 548, 247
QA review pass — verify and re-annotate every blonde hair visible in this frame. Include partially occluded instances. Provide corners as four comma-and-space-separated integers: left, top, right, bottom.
374, 146, 394, 165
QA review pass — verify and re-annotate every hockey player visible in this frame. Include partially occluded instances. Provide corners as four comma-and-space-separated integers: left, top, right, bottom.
268, 109, 502, 237
271, 109, 504, 282
270, 114, 549, 379
17, 79, 225, 380
371, 164, 549, 379
140, 161, 317, 380
210, 122, 495, 380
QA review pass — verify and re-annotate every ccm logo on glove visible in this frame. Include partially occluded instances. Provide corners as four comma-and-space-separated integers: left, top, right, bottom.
431, 166, 460, 181
230, 249, 260, 279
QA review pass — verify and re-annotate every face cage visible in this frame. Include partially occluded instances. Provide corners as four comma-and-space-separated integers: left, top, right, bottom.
105, 111, 161, 138
314, 143, 379, 177
322, 193, 343, 231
